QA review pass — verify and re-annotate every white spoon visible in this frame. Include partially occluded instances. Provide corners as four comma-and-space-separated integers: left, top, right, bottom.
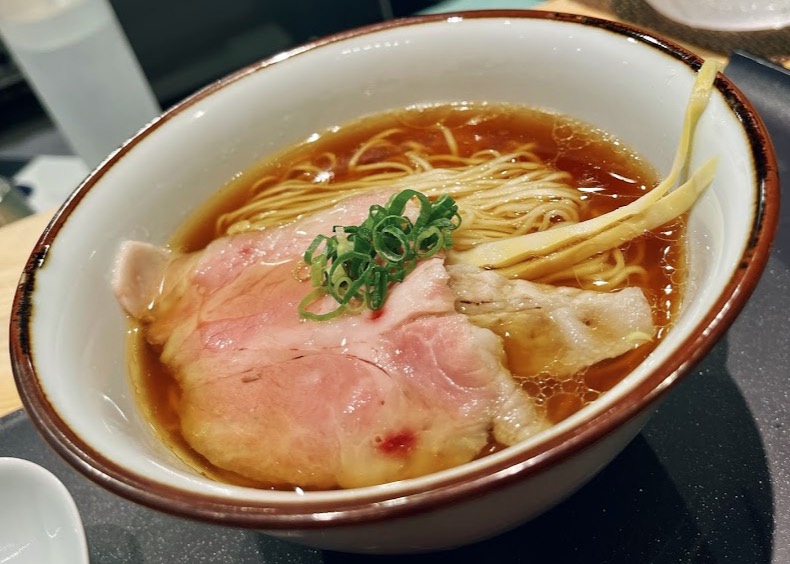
0, 457, 89, 563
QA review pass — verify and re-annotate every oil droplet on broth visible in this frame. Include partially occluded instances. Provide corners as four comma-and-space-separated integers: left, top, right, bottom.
545, 392, 584, 423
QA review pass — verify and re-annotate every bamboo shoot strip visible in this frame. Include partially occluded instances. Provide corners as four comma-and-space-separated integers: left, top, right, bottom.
448, 60, 720, 275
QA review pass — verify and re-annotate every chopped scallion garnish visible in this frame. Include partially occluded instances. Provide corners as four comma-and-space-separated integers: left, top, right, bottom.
298, 189, 461, 320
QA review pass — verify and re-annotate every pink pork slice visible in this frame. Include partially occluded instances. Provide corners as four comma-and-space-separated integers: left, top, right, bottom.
112, 193, 546, 489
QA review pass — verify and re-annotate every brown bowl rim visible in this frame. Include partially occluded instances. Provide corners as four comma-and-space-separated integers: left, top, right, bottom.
9, 9, 780, 530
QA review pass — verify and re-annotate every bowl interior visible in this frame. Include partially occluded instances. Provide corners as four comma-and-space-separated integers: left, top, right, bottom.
19, 13, 766, 508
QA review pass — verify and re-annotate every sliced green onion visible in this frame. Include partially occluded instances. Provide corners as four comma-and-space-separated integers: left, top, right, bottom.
297, 189, 461, 320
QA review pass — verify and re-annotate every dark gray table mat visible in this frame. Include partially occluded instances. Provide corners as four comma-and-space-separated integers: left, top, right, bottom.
1, 52, 787, 563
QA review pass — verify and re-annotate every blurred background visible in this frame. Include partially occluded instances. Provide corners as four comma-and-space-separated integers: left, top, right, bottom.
0, 0, 498, 160
0, 0, 552, 216
0, 0, 784, 212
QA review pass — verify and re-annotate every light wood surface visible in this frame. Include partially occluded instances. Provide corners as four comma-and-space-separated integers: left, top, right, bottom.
0, 0, 725, 419
0, 212, 53, 416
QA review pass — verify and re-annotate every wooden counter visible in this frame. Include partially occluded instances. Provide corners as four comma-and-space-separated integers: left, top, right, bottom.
0, 212, 52, 416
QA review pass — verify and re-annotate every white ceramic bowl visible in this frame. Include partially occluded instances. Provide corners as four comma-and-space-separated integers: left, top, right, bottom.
10, 11, 778, 554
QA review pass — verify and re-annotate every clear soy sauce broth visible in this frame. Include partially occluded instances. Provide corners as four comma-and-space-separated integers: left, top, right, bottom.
128, 103, 686, 489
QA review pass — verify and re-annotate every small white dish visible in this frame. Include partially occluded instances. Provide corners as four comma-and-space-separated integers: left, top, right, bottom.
644, 0, 790, 31
0, 457, 89, 564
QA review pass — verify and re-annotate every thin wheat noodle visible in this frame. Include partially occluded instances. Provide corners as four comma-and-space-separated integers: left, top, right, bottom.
215, 59, 719, 289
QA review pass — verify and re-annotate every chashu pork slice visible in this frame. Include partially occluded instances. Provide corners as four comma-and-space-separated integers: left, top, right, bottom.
447, 264, 656, 380
112, 193, 547, 489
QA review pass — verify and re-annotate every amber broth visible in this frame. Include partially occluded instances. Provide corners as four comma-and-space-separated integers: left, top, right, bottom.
129, 103, 685, 488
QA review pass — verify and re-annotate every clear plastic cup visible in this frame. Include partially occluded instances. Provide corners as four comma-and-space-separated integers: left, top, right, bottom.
0, 0, 161, 169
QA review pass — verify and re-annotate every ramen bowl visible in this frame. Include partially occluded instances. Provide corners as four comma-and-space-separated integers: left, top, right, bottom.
10, 10, 778, 554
